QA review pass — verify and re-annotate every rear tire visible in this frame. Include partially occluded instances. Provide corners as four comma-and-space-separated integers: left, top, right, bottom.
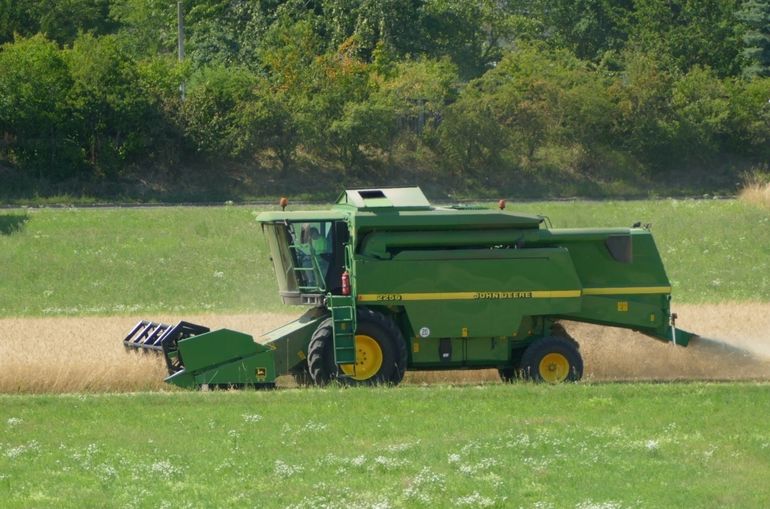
520, 336, 583, 383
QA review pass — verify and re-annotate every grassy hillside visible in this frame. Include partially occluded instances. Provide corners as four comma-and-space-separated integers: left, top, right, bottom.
1, 199, 768, 318
1, 384, 769, 508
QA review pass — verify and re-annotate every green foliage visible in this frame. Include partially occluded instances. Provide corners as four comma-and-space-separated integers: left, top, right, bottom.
727, 77, 770, 154
0, 35, 82, 178
525, 0, 634, 61
66, 33, 156, 176
2, 1, 770, 197
108, 0, 178, 56
186, 0, 269, 68
667, 66, 731, 159
738, 0, 770, 77
0, 0, 115, 46
0, 1, 38, 44
438, 46, 615, 178
183, 65, 268, 158
628, 0, 744, 76
197, 71, 296, 167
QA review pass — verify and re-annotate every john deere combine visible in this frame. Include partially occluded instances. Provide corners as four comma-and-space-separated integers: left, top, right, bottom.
123, 187, 696, 388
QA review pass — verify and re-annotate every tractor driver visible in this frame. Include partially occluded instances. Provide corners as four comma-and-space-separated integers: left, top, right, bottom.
308, 227, 331, 279
308, 227, 329, 255
298, 225, 331, 287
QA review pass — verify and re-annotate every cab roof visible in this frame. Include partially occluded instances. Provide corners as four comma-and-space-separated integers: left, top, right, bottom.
336, 187, 432, 210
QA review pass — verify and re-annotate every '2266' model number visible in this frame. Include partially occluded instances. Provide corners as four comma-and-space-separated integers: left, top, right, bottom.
376, 294, 403, 301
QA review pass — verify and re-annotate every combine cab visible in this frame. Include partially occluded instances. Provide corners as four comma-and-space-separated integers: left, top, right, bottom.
123, 187, 697, 388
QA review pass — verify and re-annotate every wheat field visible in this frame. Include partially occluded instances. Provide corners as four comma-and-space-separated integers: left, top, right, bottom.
1, 304, 769, 393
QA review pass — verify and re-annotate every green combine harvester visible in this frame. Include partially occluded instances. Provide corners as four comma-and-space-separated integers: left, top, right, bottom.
123, 187, 697, 388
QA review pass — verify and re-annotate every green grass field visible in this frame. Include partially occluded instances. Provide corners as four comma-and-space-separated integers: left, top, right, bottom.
1, 198, 768, 318
2, 384, 769, 508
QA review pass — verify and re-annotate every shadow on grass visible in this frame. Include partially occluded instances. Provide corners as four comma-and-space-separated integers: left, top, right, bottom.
0, 213, 29, 235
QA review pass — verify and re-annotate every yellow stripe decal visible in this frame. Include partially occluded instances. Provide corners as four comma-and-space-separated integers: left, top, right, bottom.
582, 286, 671, 296
357, 290, 581, 302
357, 286, 670, 302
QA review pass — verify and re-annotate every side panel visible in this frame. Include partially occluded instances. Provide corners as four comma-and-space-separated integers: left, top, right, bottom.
261, 307, 329, 375
165, 329, 276, 388
355, 247, 581, 339
557, 231, 674, 333
405, 315, 541, 368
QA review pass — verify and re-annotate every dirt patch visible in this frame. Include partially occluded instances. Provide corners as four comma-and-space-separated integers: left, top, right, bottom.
1, 303, 769, 393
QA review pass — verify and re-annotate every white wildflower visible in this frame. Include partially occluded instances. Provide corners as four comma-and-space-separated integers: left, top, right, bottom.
4, 440, 40, 459
575, 501, 624, 509
97, 464, 118, 481
6, 418, 22, 427
371, 455, 408, 470
386, 440, 420, 453
149, 460, 182, 479
403, 466, 446, 502
454, 491, 496, 507
242, 414, 262, 423
274, 459, 304, 477
301, 420, 327, 432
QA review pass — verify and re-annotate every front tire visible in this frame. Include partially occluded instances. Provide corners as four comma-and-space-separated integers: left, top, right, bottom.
307, 309, 407, 386
519, 336, 583, 383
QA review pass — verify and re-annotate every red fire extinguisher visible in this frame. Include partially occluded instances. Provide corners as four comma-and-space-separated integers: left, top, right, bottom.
341, 270, 350, 295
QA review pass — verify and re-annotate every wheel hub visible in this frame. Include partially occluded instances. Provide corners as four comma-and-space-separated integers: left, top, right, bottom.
341, 334, 383, 380
538, 352, 570, 383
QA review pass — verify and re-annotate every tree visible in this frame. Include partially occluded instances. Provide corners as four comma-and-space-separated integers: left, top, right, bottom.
0, 35, 82, 178
629, 0, 744, 77
607, 50, 678, 168
726, 77, 770, 155
441, 46, 614, 167
515, 0, 633, 62
0, 1, 38, 44
667, 66, 731, 160
374, 57, 457, 129
185, 0, 269, 68
66, 34, 156, 176
181, 64, 297, 167
109, 0, 178, 56
0, 0, 116, 46
738, 0, 770, 77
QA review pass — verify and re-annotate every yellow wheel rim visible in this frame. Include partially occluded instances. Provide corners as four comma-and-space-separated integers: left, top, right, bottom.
340, 335, 383, 380
538, 353, 570, 383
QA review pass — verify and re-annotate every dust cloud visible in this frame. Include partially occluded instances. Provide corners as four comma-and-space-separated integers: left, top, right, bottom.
572, 303, 770, 381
